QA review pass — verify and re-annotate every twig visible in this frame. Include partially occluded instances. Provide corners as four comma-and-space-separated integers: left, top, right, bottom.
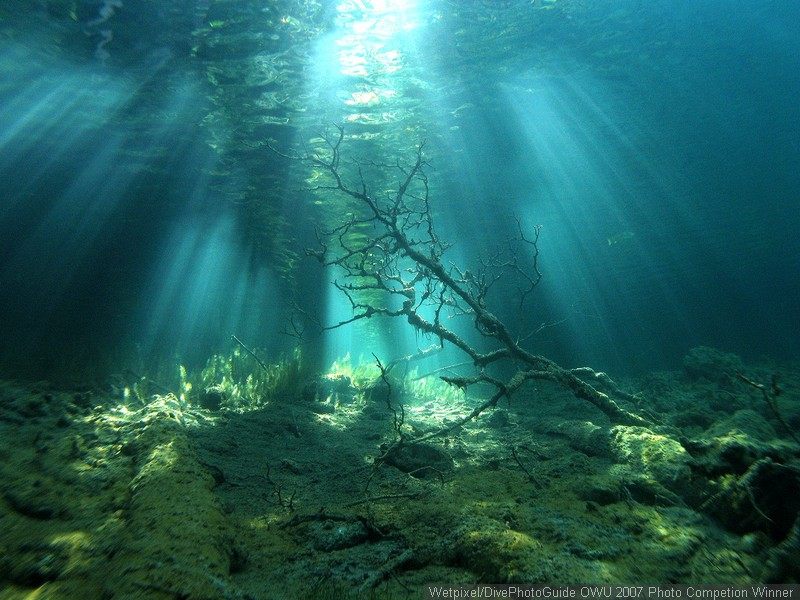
360, 549, 414, 591
231, 334, 269, 372
265, 464, 296, 512
511, 445, 540, 486
342, 492, 422, 508
411, 360, 474, 381
737, 372, 799, 444
374, 353, 404, 441
384, 345, 442, 376
122, 368, 176, 398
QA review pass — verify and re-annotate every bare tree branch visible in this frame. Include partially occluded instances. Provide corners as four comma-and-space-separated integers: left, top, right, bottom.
273, 127, 653, 455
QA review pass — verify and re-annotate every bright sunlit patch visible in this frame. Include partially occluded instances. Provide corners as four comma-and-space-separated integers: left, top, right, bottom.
344, 112, 370, 122
332, 0, 419, 78
345, 90, 380, 106
336, 0, 419, 24
343, 110, 401, 124
344, 88, 398, 107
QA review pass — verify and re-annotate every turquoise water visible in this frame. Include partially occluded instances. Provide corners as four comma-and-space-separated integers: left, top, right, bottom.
0, 0, 798, 378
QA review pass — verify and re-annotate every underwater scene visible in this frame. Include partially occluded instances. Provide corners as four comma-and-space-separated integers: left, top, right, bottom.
1, 0, 799, 597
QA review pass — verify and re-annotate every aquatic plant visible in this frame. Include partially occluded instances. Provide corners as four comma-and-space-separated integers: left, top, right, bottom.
196, 345, 306, 411
116, 344, 310, 412
325, 352, 381, 388
271, 125, 652, 454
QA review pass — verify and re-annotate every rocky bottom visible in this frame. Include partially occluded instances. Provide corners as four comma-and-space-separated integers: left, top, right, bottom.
1, 347, 799, 599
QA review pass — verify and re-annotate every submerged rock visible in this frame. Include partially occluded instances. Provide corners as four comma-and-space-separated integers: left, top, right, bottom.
309, 520, 370, 552
385, 442, 454, 478
764, 516, 800, 581
685, 410, 793, 479
703, 458, 800, 542
309, 401, 336, 414
2, 483, 71, 520
448, 516, 544, 582
486, 409, 511, 428
609, 425, 693, 495
706, 409, 779, 442
103, 415, 235, 598
556, 421, 611, 458
683, 346, 745, 387
576, 476, 622, 506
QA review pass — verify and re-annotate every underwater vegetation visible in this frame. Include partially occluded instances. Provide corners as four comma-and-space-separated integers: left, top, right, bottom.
1, 345, 800, 598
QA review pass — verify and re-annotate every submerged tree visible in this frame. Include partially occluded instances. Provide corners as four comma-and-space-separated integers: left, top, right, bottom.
272, 125, 651, 448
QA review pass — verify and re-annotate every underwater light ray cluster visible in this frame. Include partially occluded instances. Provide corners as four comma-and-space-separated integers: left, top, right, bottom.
499, 75, 701, 366
302, 0, 433, 370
